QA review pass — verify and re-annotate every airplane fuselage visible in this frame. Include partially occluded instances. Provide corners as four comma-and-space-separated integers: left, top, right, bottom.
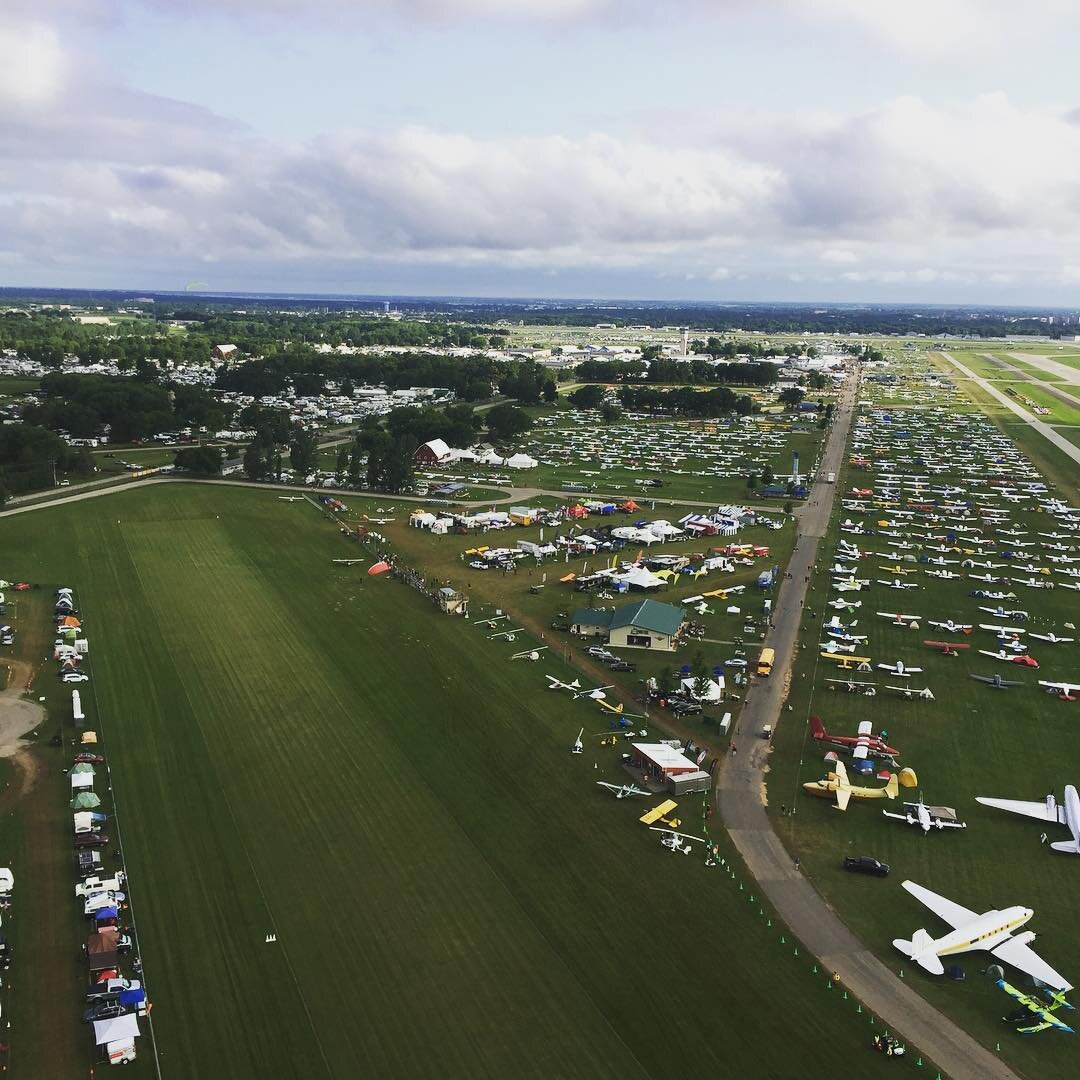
930, 907, 1032, 960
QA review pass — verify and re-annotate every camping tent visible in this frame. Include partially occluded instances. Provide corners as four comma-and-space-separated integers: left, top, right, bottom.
71, 792, 102, 809
71, 762, 95, 775
70, 772, 94, 791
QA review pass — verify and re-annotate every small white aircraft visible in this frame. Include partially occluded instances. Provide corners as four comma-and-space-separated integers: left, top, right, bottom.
977, 786, 1080, 854
928, 619, 972, 634
883, 797, 966, 834
826, 678, 877, 695
877, 611, 922, 625
1039, 680, 1080, 701
878, 579, 919, 590
894, 880, 1072, 991
571, 728, 584, 754
886, 685, 935, 700
820, 640, 857, 655
650, 827, 708, 854
545, 676, 582, 693
277, 496, 304, 502
828, 599, 863, 610
510, 647, 548, 661
878, 660, 923, 677
573, 684, 613, 700
926, 570, 962, 580
596, 781, 651, 799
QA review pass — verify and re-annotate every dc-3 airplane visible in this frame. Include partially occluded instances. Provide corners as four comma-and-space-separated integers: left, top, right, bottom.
928, 619, 973, 634
883, 795, 967, 833
596, 780, 651, 799
977, 786, 1080, 854
971, 673, 1025, 690
878, 659, 923, 677
893, 879, 1073, 992
802, 758, 905, 810
809, 715, 898, 761
997, 979, 1075, 1035
1039, 680, 1080, 701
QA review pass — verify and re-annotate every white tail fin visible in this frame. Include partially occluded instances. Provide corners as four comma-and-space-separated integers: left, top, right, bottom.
1050, 839, 1080, 854
893, 928, 943, 973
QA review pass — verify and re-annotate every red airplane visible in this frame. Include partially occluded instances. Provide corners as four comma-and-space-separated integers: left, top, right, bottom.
923, 640, 971, 657
809, 715, 899, 761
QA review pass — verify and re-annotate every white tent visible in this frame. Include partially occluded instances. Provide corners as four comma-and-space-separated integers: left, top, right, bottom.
504, 453, 538, 469
94, 1013, 141, 1046
680, 676, 725, 702
70, 772, 94, 791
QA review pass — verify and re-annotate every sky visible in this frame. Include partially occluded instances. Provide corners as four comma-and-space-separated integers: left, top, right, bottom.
5, 0, 1080, 304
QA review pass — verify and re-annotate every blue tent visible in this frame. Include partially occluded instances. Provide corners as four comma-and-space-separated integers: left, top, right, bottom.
95, 906, 118, 923
118, 988, 146, 1006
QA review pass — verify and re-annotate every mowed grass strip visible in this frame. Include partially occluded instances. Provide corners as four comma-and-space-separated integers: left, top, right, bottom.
6, 485, 896, 1078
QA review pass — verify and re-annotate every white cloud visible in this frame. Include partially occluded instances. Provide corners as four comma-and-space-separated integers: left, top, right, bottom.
0, 20, 66, 107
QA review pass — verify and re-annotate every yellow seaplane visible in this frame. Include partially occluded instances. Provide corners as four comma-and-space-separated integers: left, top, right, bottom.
803, 759, 917, 811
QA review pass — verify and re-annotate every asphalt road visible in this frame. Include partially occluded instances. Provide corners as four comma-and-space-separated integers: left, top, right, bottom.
716, 371, 1019, 1080
942, 352, 1080, 469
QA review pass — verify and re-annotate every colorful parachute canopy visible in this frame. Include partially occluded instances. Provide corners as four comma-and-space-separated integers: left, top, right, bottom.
367, 561, 391, 576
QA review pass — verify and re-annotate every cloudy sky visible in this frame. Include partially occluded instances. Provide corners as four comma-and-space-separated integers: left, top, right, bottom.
5, 1, 1080, 303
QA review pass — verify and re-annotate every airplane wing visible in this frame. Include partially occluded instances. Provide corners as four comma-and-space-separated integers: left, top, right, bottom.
976, 796, 1066, 825
900, 880, 979, 929
835, 786, 851, 811
992, 938, 1073, 993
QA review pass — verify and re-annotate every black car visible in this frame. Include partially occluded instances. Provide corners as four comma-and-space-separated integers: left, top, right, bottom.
842, 856, 890, 877
669, 699, 703, 716
609, 660, 637, 673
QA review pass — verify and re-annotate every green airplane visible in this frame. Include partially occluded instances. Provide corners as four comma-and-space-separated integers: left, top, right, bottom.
997, 979, 1074, 1034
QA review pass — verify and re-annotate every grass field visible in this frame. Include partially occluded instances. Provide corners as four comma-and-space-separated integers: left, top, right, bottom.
0, 483, 901, 1078
765, 372, 1080, 1080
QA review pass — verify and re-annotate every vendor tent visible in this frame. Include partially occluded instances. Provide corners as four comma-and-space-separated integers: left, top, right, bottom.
70, 772, 93, 791
93, 1012, 141, 1047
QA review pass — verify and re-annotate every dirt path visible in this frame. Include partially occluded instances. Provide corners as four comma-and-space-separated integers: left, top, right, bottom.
715, 370, 1019, 1080
0, 658, 47, 758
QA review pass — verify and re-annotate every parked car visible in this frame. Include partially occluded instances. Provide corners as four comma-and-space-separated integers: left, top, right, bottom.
76, 873, 126, 898
842, 856, 890, 877
86, 978, 140, 1003
586, 645, 616, 661
74, 833, 108, 850
669, 699, 703, 716
608, 659, 637, 673
74, 753, 105, 764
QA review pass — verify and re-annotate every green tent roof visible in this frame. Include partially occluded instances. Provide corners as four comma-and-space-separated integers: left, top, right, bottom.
610, 599, 684, 637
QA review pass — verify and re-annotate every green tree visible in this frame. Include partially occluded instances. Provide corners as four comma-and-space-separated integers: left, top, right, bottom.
242, 438, 271, 481
288, 424, 318, 477
761, 464, 775, 486
779, 386, 806, 409
599, 402, 623, 423
567, 384, 606, 409
542, 379, 558, 404
173, 446, 223, 476
486, 404, 533, 442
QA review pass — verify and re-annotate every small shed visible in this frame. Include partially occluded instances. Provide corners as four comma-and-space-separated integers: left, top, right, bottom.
436, 587, 469, 617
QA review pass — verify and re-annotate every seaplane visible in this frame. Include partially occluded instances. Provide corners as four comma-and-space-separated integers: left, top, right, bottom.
1038, 680, 1080, 701
970, 673, 1025, 690
923, 640, 970, 657
802, 758, 903, 810
878, 659, 923, 677
826, 677, 877, 695
596, 780, 651, 799
878, 578, 920, 590
883, 795, 966, 834
980, 650, 1040, 668
809, 715, 898, 761
893, 880, 1073, 991
1023, 630, 1075, 643
977, 785, 1080, 854
886, 685, 935, 700
651, 827, 708, 855
928, 619, 972, 635
545, 675, 582, 693
996, 980, 1075, 1035
877, 611, 922, 626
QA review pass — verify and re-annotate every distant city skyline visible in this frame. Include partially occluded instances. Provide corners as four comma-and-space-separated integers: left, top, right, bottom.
5, 1, 1080, 303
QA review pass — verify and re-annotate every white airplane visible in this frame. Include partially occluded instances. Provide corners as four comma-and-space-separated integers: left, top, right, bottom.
894, 880, 1072, 991
977, 786, 1080, 854
650, 827, 708, 855
878, 579, 919, 590
928, 619, 972, 634
979, 607, 1028, 620
883, 797, 967, 834
877, 611, 922, 625
969, 573, 1005, 584
1059, 582, 1080, 592
878, 660, 923, 677
571, 728, 584, 754
277, 496, 304, 502
926, 570, 962, 580
596, 780, 651, 799
828, 598, 862, 610
545, 676, 582, 693
510, 647, 548, 661
834, 579, 868, 593
573, 684, 613, 700
886, 685, 935, 700
1039, 680, 1080, 700
1029, 632, 1074, 645
825, 678, 877, 695
820, 640, 857, 654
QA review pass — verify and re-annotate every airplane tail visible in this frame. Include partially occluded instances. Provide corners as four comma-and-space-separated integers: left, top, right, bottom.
893, 929, 943, 972
809, 715, 825, 740
1050, 839, 1080, 854
884, 773, 900, 799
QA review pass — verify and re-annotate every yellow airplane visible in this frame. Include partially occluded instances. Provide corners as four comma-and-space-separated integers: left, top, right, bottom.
640, 800, 681, 828
803, 760, 914, 810
820, 653, 873, 670
702, 588, 729, 599
880, 565, 917, 575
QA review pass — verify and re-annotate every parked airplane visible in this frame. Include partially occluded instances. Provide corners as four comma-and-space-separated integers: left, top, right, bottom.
979, 607, 1028, 621
980, 650, 1040, 668
809, 715, 898, 760
926, 570, 963, 580
1030, 632, 1075, 644
928, 619, 972, 634
650, 827, 708, 854
923, 640, 970, 656
827, 598, 863, 611
545, 676, 582, 693
825, 678, 877, 695
971, 673, 1024, 690
1039, 680, 1080, 701
976, 786, 1080, 854
802, 759, 902, 810
877, 611, 922, 625
820, 640, 857, 655
878, 659, 923, 677
893, 879, 1072, 991
883, 796, 967, 834
596, 781, 651, 799
996, 980, 1075, 1035
573, 684, 613, 700
878, 579, 919, 590
886, 685, 935, 700
571, 728, 584, 754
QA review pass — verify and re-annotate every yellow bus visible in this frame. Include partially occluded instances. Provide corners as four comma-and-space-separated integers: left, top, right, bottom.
756, 647, 775, 677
